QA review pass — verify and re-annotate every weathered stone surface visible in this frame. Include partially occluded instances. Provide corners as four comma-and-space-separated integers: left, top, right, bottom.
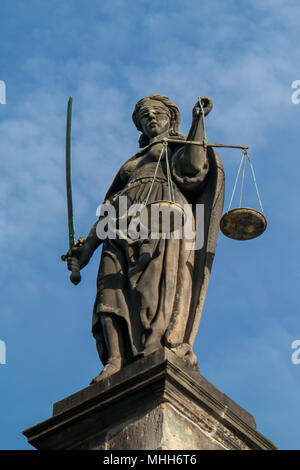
22, 349, 277, 450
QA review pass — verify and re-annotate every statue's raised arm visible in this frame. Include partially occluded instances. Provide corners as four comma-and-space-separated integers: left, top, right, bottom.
180, 97, 212, 176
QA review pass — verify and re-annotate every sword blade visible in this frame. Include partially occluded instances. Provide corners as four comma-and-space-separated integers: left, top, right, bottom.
66, 96, 76, 249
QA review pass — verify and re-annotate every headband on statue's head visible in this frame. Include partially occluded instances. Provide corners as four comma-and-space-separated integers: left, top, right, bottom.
132, 94, 181, 135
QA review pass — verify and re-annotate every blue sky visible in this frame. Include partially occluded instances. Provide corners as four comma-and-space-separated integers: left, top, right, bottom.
0, 0, 300, 450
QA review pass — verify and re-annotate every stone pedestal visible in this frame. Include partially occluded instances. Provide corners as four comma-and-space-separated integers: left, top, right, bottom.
23, 349, 276, 450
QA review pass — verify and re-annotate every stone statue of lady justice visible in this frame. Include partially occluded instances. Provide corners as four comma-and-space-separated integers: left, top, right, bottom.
66, 94, 225, 384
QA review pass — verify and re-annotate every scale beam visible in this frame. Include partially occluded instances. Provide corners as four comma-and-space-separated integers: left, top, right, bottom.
163, 137, 248, 151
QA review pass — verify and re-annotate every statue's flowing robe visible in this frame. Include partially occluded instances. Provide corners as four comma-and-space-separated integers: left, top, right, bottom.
92, 140, 224, 366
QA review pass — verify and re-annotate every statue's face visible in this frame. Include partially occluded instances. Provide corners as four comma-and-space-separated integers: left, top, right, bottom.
138, 103, 170, 139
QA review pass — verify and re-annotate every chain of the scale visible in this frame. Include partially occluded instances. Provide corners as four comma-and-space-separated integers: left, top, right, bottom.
143, 141, 168, 206
143, 140, 177, 207
165, 143, 176, 203
245, 152, 264, 214
227, 149, 264, 214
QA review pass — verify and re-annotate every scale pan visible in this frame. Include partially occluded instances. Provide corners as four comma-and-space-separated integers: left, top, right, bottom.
141, 201, 185, 235
220, 207, 267, 240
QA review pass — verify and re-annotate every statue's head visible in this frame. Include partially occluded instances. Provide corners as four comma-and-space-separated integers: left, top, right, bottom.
132, 94, 182, 147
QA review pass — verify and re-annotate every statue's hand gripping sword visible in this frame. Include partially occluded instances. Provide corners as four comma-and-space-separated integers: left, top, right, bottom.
61, 97, 85, 285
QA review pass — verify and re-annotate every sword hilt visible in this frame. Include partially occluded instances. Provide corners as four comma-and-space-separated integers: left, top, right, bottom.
61, 237, 85, 285
69, 257, 81, 285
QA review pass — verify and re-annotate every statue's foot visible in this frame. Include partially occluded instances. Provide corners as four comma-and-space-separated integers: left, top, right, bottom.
90, 358, 121, 385
169, 343, 199, 370
142, 341, 163, 357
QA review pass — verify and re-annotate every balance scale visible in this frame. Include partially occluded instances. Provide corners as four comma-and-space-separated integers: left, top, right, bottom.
141, 98, 267, 241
